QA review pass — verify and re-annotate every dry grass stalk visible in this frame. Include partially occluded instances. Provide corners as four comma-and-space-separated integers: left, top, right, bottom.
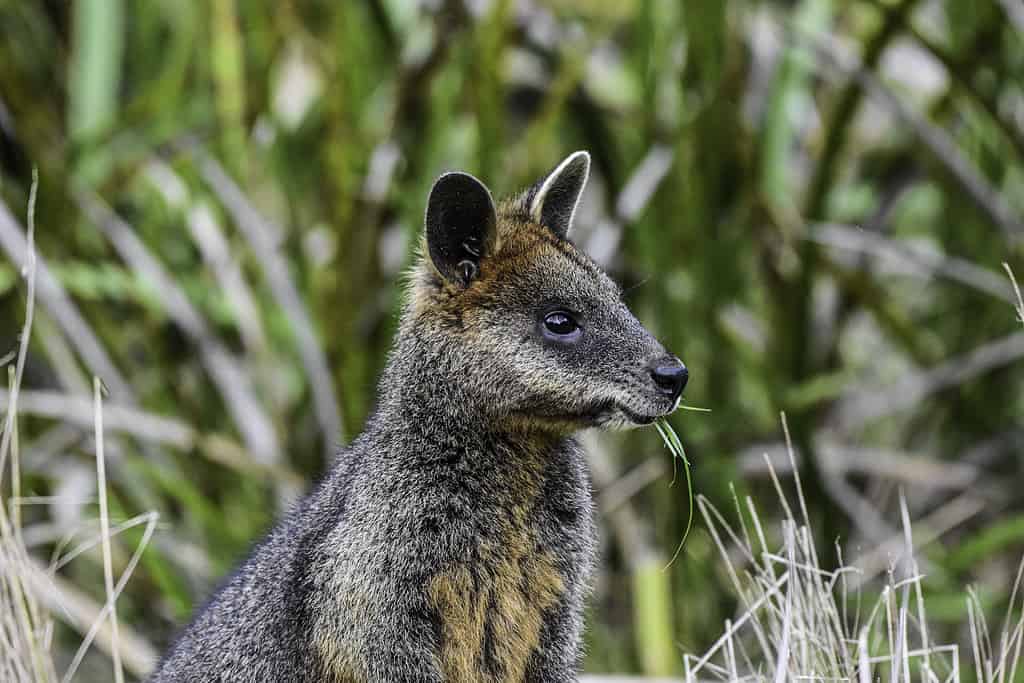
683, 414, 1024, 682
1004, 263, 1024, 327
1, 174, 158, 683
92, 377, 123, 683
0, 169, 55, 683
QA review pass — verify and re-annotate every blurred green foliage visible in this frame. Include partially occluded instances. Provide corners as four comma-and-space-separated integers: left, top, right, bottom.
1, 0, 1023, 678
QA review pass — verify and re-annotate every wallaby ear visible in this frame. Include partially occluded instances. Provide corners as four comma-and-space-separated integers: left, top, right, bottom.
425, 171, 498, 286
529, 151, 590, 239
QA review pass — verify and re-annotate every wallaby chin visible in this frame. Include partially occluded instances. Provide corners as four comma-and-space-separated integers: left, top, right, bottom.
596, 404, 677, 432
151, 151, 686, 683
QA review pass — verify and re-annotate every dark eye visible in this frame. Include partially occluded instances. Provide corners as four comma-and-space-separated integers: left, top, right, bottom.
542, 311, 581, 340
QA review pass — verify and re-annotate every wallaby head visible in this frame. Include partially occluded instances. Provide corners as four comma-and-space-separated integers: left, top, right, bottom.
405, 150, 687, 433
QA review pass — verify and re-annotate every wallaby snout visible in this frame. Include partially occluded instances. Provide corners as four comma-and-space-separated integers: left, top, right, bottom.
648, 355, 689, 403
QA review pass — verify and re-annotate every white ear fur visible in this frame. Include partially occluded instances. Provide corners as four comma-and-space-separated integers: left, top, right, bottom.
529, 151, 591, 238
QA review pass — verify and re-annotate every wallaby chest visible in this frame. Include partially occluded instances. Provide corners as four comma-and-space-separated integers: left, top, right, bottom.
424, 438, 591, 682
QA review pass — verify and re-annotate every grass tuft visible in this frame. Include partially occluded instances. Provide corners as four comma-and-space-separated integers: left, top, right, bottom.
682, 422, 1024, 682
1, 175, 158, 683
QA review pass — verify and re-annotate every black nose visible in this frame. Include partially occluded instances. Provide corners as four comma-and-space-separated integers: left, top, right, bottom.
649, 358, 688, 402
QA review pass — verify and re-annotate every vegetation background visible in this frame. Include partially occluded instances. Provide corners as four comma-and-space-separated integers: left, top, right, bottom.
1, 0, 1023, 680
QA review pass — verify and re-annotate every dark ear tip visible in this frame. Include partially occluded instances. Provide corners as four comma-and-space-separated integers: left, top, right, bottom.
426, 171, 496, 223
432, 170, 469, 184
430, 171, 492, 196
566, 150, 591, 166
545, 151, 591, 192
562, 151, 591, 176
529, 151, 592, 238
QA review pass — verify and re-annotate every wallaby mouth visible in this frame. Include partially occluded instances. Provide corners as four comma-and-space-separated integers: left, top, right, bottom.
615, 404, 660, 426
525, 399, 661, 429
575, 397, 679, 430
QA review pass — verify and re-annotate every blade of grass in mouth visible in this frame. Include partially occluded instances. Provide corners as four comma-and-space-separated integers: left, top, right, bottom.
655, 417, 694, 570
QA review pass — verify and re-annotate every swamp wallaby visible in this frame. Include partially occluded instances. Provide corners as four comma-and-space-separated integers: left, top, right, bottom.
151, 151, 688, 682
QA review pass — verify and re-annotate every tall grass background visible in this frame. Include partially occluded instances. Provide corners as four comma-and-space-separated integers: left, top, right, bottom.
1, 0, 1023, 680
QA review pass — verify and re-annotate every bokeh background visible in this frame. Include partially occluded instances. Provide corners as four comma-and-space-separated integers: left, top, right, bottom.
1, 0, 1023, 679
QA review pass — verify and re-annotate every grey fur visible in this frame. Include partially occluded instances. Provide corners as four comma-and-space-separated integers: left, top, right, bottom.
150, 153, 685, 682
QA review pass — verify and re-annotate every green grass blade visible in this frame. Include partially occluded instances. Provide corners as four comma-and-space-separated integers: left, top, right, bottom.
655, 418, 693, 569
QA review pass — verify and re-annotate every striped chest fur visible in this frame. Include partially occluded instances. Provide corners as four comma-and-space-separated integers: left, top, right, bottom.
422, 434, 584, 682
426, 507, 567, 681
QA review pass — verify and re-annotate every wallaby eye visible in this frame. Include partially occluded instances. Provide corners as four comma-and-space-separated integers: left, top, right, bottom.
542, 311, 581, 341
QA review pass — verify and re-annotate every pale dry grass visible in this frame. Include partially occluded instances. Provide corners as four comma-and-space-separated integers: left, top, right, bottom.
681, 414, 1024, 683
0, 176, 158, 683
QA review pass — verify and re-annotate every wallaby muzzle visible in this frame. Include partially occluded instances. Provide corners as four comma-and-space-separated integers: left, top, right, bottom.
648, 355, 689, 404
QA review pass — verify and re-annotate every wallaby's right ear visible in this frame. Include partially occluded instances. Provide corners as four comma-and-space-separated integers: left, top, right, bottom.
425, 172, 498, 287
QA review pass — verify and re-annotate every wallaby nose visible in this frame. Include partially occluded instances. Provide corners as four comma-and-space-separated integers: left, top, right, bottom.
649, 357, 688, 402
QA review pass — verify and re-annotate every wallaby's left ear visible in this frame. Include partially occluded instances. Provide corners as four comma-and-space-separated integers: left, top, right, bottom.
529, 150, 591, 239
